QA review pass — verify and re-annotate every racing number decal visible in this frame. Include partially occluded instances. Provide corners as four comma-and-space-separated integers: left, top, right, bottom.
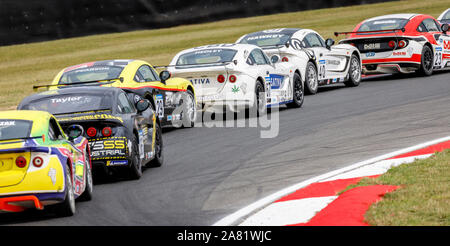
434, 47, 443, 68
155, 94, 164, 119
318, 60, 326, 80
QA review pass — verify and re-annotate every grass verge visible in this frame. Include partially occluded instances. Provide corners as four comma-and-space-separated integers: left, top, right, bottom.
0, 0, 448, 110
342, 150, 450, 226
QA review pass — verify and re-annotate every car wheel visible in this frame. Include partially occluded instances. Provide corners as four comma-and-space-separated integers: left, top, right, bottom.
254, 80, 266, 116
129, 135, 142, 180
305, 61, 318, 95
148, 122, 164, 167
181, 90, 196, 128
344, 54, 361, 87
418, 45, 433, 76
287, 73, 304, 108
54, 164, 76, 216
77, 148, 93, 201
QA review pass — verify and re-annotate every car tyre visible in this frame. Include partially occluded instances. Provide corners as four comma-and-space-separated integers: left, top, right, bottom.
287, 73, 304, 108
417, 45, 434, 76
344, 54, 361, 87
129, 135, 143, 180
77, 148, 93, 201
305, 61, 318, 95
53, 163, 76, 217
148, 121, 164, 167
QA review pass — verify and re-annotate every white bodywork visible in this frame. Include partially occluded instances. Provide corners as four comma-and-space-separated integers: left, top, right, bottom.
236, 28, 362, 87
168, 43, 298, 111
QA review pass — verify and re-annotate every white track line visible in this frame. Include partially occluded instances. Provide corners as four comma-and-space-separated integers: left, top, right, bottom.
213, 135, 450, 226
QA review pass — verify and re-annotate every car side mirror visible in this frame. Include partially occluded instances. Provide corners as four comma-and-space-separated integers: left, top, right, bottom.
442, 23, 449, 34
325, 38, 335, 49
66, 124, 84, 141
136, 99, 150, 112
270, 55, 280, 64
159, 70, 171, 84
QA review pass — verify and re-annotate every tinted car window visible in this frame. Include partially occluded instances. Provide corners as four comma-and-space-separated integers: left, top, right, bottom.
135, 65, 158, 82
176, 49, 237, 65
422, 18, 441, 32
249, 49, 269, 65
0, 120, 32, 140
303, 34, 324, 48
117, 93, 134, 114
59, 66, 124, 84
357, 18, 409, 32
21, 94, 113, 115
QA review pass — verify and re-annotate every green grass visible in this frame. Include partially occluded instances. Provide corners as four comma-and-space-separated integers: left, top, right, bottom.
0, 0, 448, 110
343, 150, 450, 226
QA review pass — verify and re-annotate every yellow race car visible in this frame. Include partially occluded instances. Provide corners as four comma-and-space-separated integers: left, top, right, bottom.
48, 59, 197, 128
0, 110, 93, 216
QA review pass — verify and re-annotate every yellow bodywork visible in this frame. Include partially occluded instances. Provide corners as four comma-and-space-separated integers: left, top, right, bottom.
0, 111, 76, 197
51, 60, 196, 100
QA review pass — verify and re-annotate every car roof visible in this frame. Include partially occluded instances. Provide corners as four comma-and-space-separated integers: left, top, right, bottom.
62, 59, 138, 72
241, 28, 301, 37
18, 86, 123, 106
438, 8, 450, 20
363, 13, 419, 22
175, 43, 258, 55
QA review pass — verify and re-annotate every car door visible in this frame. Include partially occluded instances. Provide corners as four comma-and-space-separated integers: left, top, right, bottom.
117, 92, 152, 162
418, 18, 450, 69
248, 48, 281, 104
303, 32, 330, 80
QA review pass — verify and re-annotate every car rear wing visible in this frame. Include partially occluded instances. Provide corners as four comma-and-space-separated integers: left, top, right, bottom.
32, 77, 124, 91
334, 28, 405, 37
154, 61, 234, 70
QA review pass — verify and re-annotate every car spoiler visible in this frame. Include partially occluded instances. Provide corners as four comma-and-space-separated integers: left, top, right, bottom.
0, 135, 45, 145
32, 77, 124, 91
334, 28, 405, 37
153, 61, 234, 69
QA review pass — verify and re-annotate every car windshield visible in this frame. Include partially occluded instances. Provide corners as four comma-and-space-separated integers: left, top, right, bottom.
357, 18, 409, 33
20, 94, 113, 115
239, 33, 293, 47
59, 65, 124, 84
0, 120, 32, 140
176, 49, 237, 65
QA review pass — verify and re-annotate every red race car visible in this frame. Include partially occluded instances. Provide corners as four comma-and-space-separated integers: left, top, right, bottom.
336, 14, 450, 76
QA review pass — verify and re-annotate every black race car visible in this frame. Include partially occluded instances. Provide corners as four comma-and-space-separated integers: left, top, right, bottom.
17, 86, 163, 179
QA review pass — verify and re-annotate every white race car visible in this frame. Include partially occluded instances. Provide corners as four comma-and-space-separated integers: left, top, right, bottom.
236, 28, 362, 95
167, 43, 304, 114
438, 8, 450, 25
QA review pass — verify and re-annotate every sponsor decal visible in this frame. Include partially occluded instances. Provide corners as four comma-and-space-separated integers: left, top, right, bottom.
392, 51, 407, 56
363, 43, 381, 50
444, 40, 450, 50
327, 60, 340, 66
190, 78, 210, 84
89, 137, 128, 160
58, 114, 124, 123
0, 121, 15, 126
106, 160, 128, 166
365, 52, 376, 57
155, 94, 164, 118
48, 168, 57, 185
231, 85, 240, 93
265, 74, 285, 90
246, 34, 283, 41
50, 96, 83, 104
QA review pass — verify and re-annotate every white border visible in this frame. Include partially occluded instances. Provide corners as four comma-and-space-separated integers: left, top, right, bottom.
213, 135, 450, 226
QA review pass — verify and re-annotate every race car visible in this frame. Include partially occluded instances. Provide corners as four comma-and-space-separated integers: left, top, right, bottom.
236, 28, 362, 95
438, 8, 450, 24
17, 86, 163, 180
0, 110, 92, 217
337, 14, 450, 76
167, 43, 304, 115
48, 59, 196, 128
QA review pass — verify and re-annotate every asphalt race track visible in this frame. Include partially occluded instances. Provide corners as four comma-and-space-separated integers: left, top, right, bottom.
1, 71, 449, 225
